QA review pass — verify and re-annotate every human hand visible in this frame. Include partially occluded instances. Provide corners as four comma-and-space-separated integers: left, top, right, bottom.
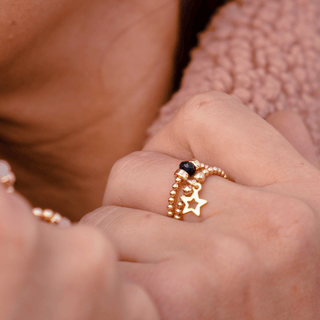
0, 189, 159, 320
82, 91, 320, 319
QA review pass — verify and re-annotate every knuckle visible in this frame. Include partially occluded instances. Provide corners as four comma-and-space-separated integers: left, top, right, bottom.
269, 197, 315, 244
104, 150, 154, 205
259, 196, 317, 271
177, 91, 239, 127
104, 153, 136, 205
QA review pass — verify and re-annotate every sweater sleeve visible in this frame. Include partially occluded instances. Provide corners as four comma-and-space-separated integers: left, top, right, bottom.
148, 0, 320, 159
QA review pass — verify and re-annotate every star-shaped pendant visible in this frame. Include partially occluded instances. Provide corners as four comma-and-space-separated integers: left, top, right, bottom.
181, 183, 207, 217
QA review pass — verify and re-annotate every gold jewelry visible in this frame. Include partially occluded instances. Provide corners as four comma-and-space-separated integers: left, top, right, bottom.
168, 160, 229, 220
0, 160, 16, 194
0, 160, 71, 227
32, 208, 71, 227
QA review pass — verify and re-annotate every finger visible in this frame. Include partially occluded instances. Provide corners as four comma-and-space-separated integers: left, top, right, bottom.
266, 111, 320, 169
103, 150, 247, 221
144, 91, 316, 187
81, 205, 194, 262
0, 188, 36, 320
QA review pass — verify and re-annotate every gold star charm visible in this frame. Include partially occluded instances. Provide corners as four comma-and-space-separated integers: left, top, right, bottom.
181, 183, 207, 217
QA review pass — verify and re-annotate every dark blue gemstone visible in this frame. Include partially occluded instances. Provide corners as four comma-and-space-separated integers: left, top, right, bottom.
179, 161, 196, 176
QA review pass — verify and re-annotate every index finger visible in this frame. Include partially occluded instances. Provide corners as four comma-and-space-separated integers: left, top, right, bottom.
145, 91, 317, 186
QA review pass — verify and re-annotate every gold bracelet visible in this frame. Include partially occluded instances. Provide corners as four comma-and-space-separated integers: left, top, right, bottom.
0, 160, 71, 227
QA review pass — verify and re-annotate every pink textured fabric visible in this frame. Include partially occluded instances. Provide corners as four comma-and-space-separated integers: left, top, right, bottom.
148, 0, 320, 158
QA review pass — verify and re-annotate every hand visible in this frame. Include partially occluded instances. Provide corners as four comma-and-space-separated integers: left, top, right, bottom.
0, 189, 159, 320
82, 91, 320, 319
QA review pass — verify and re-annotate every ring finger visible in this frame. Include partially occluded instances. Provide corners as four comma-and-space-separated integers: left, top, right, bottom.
104, 150, 249, 222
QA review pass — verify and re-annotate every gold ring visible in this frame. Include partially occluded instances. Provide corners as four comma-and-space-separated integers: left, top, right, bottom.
167, 160, 230, 220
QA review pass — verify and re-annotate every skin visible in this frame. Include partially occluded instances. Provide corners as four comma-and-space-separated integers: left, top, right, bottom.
1, 1, 319, 318
0, 187, 160, 320
0, 0, 180, 220
0, 91, 317, 318
81, 91, 320, 319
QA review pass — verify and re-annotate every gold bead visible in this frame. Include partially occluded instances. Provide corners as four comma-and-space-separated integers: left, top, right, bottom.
60, 218, 71, 227
213, 167, 218, 174
208, 167, 213, 174
200, 163, 205, 168
183, 185, 193, 196
172, 183, 179, 190
217, 168, 222, 175
221, 170, 225, 176
51, 213, 62, 224
224, 174, 228, 179
174, 214, 181, 220
170, 190, 177, 197
43, 209, 54, 220
168, 197, 175, 205
190, 160, 201, 170
167, 211, 174, 218
32, 208, 43, 217
175, 169, 189, 181
187, 179, 197, 186
167, 204, 174, 211
175, 177, 182, 183
194, 172, 206, 183
177, 202, 184, 209
6, 186, 14, 194
203, 168, 209, 176
175, 209, 182, 215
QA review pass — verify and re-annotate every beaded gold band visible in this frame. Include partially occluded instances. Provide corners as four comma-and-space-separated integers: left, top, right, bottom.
168, 160, 229, 220
0, 160, 71, 227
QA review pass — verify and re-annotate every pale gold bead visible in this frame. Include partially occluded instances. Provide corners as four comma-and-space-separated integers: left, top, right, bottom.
172, 183, 179, 190
51, 213, 62, 224
175, 209, 182, 215
167, 204, 174, 211
221, 170, 225, 176
59, 218, 71, 227
32, 208, 43, 217
175, 169, 189, 181
200, 163, 205, 168
187, 179, 197, 187
6, 186, 14, 194
217, 168, 222, 175
183, 185, 193, 196
43, 209, 54, 220
177, 202, 184, 209
168, 197, 175, 205
189, 160, 201, 170
1, 173, 15, 185
208, 167, 213, 174
170, 190, 177, 197
167, 211, 174, 218
175, 177, 182, 183
202, 168, 209, 176
174, 214, 181, 220
194, 172, 206, 183
213, 167, 218, 174
224, 174, 228, 179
